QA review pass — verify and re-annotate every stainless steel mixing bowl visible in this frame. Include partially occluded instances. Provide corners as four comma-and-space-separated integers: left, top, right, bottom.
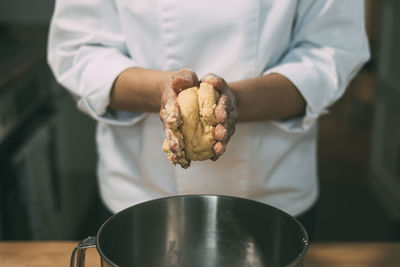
71, 195, 309, 267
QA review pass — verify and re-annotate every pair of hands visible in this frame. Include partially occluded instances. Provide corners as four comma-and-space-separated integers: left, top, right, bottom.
160, 69, 238, 161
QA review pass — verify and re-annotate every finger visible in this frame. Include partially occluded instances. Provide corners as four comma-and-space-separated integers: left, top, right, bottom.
215, 94, 230, 123
163, 101, 181, 130
159, 109, 165, 124
171, 69, 199, 94
214, 123, 227, 141
166, 129, 182, 153
161, 80, 182, 130
200, 73, 224, 91
223, 111, 237, 143
168, 137, 179, 152
161, 83, 178, 106
214, 141, 226, 156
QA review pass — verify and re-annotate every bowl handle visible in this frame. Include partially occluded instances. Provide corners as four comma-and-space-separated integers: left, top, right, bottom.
70, 236, 97, 267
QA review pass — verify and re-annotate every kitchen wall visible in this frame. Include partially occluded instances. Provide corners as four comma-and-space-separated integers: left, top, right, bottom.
0, 0, 103, 240
0, 0, 54, 25
51, 89, 100, 239
314, 0, 400, 241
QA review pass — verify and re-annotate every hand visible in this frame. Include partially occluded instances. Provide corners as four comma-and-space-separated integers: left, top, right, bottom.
201, 73, 238, 160
160, 69, 198, 164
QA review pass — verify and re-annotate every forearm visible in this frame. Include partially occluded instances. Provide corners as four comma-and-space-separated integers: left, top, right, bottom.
230, 73, 306, 122
110, 68, 305, 122
109, 67, 170, 112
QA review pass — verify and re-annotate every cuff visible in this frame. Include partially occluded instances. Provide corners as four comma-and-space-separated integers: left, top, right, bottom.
78, 99, 148, 126
77, 49, 146, 126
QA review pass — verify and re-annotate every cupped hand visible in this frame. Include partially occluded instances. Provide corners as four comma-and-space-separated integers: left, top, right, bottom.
201, 73, 238, 160
160, 69, 198, 164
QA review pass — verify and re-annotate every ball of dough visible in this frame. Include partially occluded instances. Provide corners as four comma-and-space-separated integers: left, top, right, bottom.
162, 82, 219, 168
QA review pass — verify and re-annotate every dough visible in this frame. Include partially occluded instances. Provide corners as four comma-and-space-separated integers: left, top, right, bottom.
162, 82, 219, 168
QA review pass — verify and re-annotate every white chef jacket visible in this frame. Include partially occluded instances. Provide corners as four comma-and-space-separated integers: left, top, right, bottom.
48, 0, 369, 216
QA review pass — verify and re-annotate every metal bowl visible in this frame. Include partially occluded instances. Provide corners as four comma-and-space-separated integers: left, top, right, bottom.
71, 195, 309, 267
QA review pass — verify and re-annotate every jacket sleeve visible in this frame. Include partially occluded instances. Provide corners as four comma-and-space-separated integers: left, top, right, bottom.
264, 0, 370, 133
47, 0, 146, 125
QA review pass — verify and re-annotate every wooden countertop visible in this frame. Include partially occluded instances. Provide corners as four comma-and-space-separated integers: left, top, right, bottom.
0, 242, 399, 267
